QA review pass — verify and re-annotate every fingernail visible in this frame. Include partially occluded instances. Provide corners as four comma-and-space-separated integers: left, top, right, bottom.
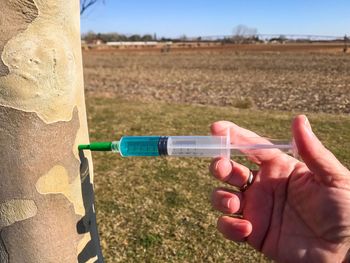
215, 159, 231, 173
304, 115, 312, 131
222, 197, 232, 209
303, 115, 316, 138
215, 160, 222, 171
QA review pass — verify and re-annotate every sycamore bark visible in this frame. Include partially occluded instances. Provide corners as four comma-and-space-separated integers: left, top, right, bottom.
0, 0, 103, 262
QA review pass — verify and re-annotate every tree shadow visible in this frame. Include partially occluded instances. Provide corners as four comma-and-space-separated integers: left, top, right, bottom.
77, 150, 104, 263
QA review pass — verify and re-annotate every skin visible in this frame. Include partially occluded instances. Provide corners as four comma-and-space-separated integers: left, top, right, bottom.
209, 115, 350, 263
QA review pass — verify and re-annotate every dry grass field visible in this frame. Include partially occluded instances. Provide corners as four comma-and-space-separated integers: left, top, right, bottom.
83, 45, 350, 262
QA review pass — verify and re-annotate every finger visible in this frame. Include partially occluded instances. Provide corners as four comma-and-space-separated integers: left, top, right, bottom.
211, 121, 283, 165
217, 216, 252, 242
292, 115, 350, 182
211, 188, 243, 214
209, 157, 251, 188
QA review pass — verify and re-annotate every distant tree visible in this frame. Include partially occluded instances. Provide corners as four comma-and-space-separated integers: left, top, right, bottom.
141, 34, 154, 41
80, 0, 105, 15
119, 34, 128, 41
232, 24, 258, 43
129, 34, 142, 41
82, 30, 98, 43
83, 32, 171, 43
96, 33, 102, 42
160, 37, 172, 42
233, 24, 258, 37
82, 32, 135, 43
278, 35, 287, 43
179, 34, 188, 41
269, 35, 287, 44
99, 33, 118, 42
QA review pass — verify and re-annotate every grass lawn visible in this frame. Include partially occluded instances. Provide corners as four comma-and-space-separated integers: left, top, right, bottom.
87, 97, 350, 262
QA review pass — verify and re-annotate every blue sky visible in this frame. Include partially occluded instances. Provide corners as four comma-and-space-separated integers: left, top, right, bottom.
81, 0, 350, 37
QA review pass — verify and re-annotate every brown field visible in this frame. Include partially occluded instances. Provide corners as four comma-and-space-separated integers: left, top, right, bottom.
83, 44, 350, 114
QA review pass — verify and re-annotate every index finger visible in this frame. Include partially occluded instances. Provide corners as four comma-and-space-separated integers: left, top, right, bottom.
211, 121, 284, 165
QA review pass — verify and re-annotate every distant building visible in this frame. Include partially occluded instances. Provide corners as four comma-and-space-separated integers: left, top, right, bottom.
95, 39, 104, 45
106, 41, 160, 46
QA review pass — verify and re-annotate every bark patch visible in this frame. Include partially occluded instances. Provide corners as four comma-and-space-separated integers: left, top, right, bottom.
36, 165, 84, 215
0, 106, 83, 262
0, 0, 38, 76
0, 200, 37, 229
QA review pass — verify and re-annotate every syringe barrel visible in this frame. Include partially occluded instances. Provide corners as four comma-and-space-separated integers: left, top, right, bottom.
167, 136, 227, 157
118, 136, 162, 157
118, 136, 227, 157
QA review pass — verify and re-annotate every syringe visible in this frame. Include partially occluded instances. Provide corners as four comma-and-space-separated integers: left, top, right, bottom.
79, 133, 296, 158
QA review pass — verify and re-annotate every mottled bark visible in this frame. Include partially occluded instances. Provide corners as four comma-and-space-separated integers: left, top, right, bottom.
0, 0, 103, 262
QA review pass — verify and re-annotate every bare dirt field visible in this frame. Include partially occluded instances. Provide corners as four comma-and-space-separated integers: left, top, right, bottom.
83, 44, 350, 114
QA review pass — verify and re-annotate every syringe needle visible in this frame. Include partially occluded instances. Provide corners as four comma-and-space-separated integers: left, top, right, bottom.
78, 142, 114, 151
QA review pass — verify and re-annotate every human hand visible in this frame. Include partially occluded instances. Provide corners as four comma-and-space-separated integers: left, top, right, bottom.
209, 115, 350, 263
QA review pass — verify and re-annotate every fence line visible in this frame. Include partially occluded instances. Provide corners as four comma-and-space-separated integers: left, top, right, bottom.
179, 34, 345, 42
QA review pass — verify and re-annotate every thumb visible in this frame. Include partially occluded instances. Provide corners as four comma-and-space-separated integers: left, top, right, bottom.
292, 115, 349, 182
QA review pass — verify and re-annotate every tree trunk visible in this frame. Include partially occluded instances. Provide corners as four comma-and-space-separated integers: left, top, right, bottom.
0, 0, 103, 262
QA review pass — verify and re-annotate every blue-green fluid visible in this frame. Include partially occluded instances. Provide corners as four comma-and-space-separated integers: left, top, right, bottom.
119, 136, 161, 157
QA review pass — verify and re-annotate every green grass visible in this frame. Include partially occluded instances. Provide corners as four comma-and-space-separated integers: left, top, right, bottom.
87, 97, 350, 262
